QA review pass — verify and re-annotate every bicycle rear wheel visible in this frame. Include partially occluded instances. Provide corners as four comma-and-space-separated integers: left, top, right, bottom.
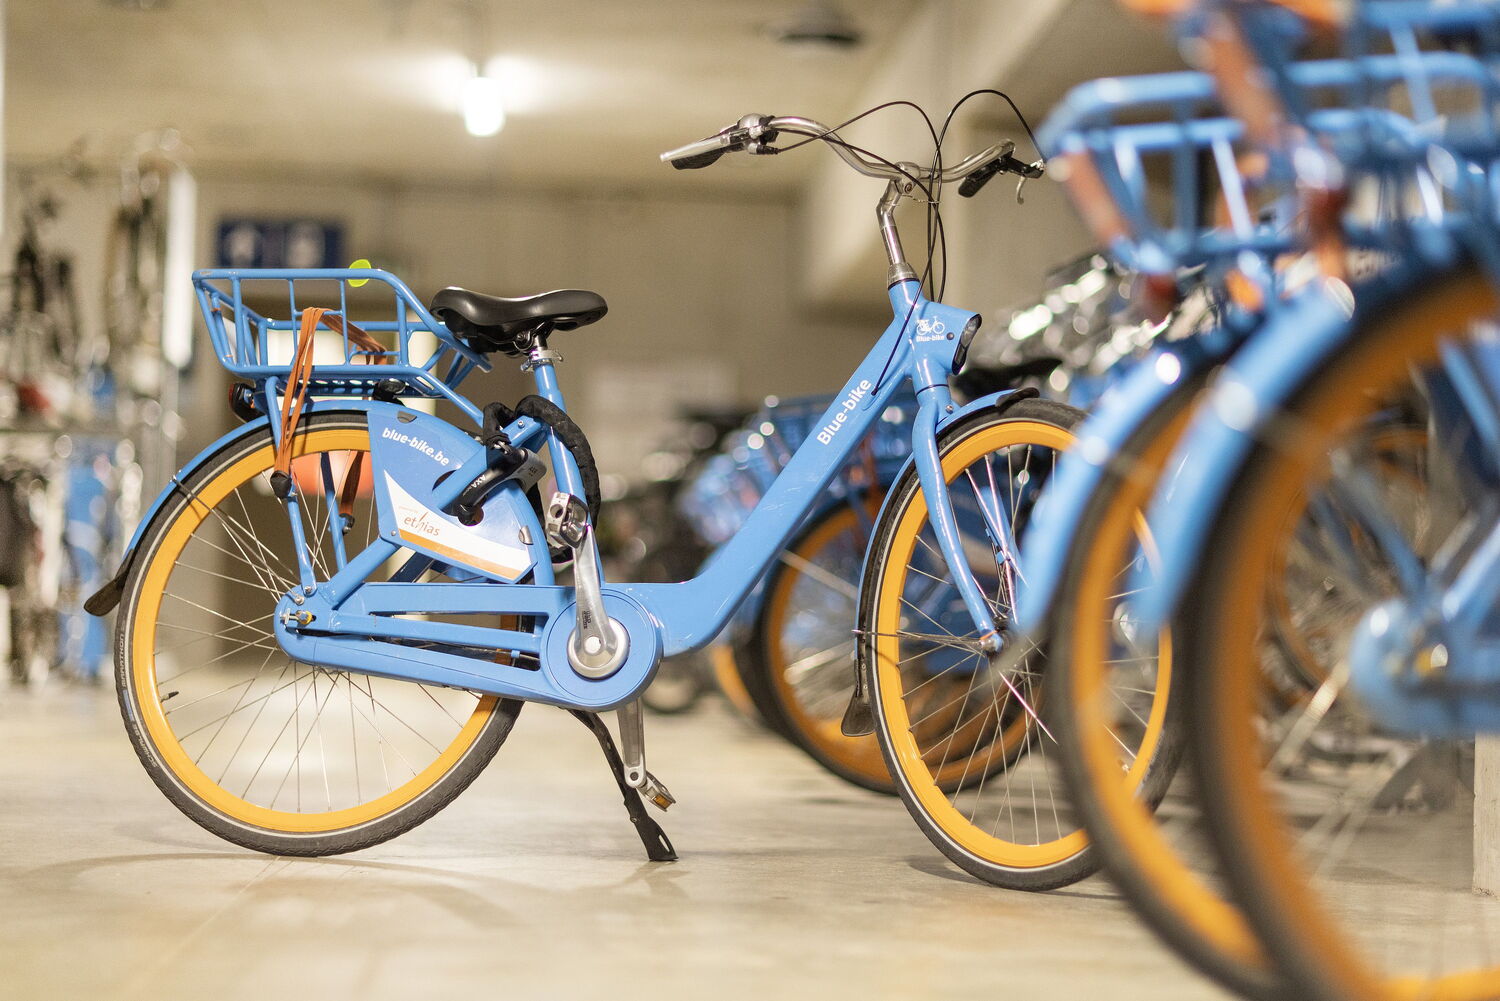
749, 501, 894, 793
116, 412, 522, 856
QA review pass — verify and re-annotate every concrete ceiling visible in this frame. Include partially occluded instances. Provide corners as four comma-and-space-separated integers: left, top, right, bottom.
7, 0, 920, 194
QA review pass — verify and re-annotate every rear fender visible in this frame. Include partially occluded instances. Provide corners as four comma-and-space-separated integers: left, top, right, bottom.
88, 400, 417, 615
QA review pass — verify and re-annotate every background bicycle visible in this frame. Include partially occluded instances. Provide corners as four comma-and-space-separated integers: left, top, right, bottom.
1014, 3, 1500, 1000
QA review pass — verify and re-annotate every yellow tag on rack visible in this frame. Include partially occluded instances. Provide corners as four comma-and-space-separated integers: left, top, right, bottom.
348, 259, 372, 287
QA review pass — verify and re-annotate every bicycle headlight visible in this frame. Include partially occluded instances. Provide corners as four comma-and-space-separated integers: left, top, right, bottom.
951, 315, 982, 374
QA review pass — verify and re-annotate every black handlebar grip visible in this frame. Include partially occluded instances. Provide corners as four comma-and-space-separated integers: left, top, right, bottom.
958, 159, 1003, 198
671, 146, 732, 171
959, 153, 1045, 196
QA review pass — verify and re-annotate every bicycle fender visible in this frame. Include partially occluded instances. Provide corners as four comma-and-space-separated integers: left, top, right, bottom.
86, 400, 403, 616
936, 385, 1040, 433
1130, 261, 1438, 635
1012, 342, 1226, 637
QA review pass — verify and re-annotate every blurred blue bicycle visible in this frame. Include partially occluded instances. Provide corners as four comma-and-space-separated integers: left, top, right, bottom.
1001, 1, 1500, 998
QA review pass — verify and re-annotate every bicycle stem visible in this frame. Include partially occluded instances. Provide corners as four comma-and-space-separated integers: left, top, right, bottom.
878, 179, 919, 286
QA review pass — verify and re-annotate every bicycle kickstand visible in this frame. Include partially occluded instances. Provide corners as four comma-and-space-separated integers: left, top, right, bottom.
568, 709, 678, 863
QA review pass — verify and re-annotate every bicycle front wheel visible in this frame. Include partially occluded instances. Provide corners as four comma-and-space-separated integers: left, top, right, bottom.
1048, 383, 1276, 997
116, 412, 522, 856
1186, 266, 1500, 1001
863, 398, 1169, 890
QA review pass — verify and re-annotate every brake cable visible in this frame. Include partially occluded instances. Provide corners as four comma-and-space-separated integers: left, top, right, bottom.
764, 91, 1041, 393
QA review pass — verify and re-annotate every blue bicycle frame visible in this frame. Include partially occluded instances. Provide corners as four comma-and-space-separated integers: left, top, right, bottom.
236, 276, 1017, 713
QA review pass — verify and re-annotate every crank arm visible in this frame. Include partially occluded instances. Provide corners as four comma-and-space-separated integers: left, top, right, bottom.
546, 491, 629, 678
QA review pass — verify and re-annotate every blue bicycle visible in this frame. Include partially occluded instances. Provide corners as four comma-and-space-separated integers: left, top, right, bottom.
1135, 4, 1500, 997
85, 116, 1153, 887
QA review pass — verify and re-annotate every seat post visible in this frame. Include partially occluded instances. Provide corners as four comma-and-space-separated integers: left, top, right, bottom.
522, 343, 565, 399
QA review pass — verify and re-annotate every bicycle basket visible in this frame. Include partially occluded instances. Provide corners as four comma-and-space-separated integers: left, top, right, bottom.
1038, 47, 1500, 289
193, 268, 490, 407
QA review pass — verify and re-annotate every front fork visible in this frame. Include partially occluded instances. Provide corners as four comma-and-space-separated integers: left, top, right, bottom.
842, 390, 1016, 737
909, 390, 1003, 650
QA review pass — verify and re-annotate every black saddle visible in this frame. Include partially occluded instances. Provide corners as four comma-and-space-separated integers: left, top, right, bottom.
429, 286, 607, 355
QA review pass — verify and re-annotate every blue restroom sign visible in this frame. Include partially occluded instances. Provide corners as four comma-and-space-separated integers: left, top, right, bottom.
216, 218, 346, 269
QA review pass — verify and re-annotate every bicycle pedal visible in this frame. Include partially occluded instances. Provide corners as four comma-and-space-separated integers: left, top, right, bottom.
641, 772, 675, 812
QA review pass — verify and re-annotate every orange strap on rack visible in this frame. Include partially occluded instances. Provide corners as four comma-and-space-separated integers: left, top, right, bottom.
270, 308, 390, 505
337, 452, 366, 520
271, 307, 327, 495
1202, 13, 1291, 153
1117, 0, 1340, 31
327, 313, 387, 518
321, 312, 389, 360
1057, 152, 1132, 250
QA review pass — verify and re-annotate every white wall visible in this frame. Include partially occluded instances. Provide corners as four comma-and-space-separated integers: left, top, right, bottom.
795, 0, 1087, 315
795, 0, 1181, 319
12, 0, 1190, 475
191, 173, 875, 476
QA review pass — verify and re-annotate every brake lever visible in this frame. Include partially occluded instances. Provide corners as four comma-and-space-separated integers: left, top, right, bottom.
1015, 160, 1046, 204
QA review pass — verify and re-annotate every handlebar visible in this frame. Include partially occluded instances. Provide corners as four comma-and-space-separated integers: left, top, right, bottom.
661, 114, 781, 170
660, 114, 1045, 190
660, 138, 735, 171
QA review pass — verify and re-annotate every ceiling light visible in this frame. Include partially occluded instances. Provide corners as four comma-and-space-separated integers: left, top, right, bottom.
462, 70, 505, 137
769, 2, 862, 50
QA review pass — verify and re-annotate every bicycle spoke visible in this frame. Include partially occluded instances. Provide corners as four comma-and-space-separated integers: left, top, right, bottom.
134, 431, 493, 827
777, 549, 859, 600
188, 644, 278, 764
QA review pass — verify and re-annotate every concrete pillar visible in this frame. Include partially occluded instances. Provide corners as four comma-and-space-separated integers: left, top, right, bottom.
1477, 736, 1500, 896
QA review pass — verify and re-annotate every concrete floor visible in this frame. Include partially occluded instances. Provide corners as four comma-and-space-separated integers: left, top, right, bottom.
0, 681, 1230, 1001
